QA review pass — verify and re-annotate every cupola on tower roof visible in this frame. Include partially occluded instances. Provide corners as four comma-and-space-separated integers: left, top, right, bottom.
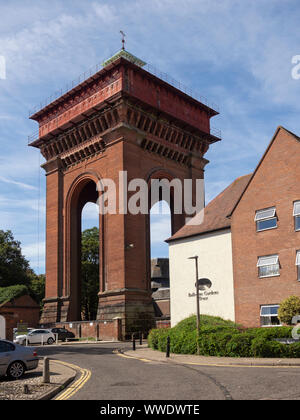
102, 49, 147, 68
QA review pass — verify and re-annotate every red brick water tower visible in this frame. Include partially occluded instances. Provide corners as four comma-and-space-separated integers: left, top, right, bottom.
29, 49, 220, 337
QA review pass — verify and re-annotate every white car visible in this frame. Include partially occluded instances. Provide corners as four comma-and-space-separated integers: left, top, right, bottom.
14, 329, 55, 346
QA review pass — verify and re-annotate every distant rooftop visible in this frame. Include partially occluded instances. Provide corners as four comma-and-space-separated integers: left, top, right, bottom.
167, 173, 252, 242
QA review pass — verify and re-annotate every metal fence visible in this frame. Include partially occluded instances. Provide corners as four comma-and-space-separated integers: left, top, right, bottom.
28, 50, 220, 117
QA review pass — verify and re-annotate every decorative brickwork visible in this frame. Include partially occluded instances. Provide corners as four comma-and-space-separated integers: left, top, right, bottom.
231, 127, 300, 327
30, 52, 219, 339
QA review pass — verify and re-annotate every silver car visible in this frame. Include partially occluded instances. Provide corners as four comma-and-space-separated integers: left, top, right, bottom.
0, 339, 38, 379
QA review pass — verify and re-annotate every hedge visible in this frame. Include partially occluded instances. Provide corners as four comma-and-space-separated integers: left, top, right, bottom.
148, 315, 300, 358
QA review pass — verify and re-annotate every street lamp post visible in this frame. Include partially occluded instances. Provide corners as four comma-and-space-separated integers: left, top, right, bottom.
188, 256, 200, 354
188, 256, 212, 355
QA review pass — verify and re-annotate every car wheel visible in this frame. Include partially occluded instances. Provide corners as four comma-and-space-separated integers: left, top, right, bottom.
47, 337, 54, 345
7, 361, 25, 380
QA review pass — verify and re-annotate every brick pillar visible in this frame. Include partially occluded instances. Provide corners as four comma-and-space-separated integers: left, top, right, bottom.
40, 158, 64, 324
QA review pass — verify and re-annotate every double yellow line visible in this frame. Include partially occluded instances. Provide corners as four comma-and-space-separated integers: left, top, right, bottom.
113, 349, 152, 363
53, 360, 91, 400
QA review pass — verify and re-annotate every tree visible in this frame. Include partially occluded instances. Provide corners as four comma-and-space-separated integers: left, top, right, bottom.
278, 295, 300, 325
0, 230, 30, 287
27, 269, 45, 309
81, 227, 99, 321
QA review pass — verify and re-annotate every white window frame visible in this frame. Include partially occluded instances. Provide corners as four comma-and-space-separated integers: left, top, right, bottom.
260, 305, 281, 327
255, 207, 277, 232
257, 255, 280, 278
296, 251, 300, 281
293, 202, 300, 232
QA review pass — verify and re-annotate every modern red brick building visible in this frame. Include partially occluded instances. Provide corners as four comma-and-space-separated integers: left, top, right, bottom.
29, 49, 220, 338
231, 126, 300, 327
168, 126, 300, 328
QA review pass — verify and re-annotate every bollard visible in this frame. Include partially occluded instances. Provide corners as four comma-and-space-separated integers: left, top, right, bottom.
43, 357, 50, 384
41, 335, 44, 346
25, 336, 28, 347
23, 384, 29, 395
139, 331, 142, 345
56, 334, 58, 345
132, 334, 136, 351
166, 336, 170, 358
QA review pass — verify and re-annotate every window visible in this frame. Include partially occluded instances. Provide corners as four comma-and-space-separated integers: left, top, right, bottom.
255, 207, 277, 231
296, 251, 300, 281
0, 341, 15, 352
257, 255, 280, 278
293, 202, 300, 231
260, 305, 280, 326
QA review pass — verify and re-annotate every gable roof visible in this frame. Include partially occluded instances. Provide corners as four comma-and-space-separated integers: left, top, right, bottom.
228, 126, 300, 217
167, 173, 252, 243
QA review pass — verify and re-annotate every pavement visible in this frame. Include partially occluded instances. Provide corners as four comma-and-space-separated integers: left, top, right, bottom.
121, 344, 300, 367
0, 359, 77, 401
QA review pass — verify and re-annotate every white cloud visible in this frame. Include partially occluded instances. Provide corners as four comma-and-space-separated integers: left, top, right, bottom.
0, 175, 37, 191
22, 241, 45, 260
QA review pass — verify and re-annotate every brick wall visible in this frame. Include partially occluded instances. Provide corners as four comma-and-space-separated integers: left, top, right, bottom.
0, 295, 40, 341
45, 318, 122, 341
231, 128, 300, 327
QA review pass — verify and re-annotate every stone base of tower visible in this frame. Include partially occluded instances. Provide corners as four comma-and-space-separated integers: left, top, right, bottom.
40, 297, 70, 325
40, 290, 156, 340
97, 289, 156, 339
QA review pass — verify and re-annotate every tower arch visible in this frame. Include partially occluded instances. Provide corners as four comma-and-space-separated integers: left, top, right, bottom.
64, 173, 104, 321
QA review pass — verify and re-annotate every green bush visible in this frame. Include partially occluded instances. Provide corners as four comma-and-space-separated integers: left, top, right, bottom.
287, 342, 300, 358
246, 326, 293, 341
278, 296, 300, 325
175, 314, 238, 332
147, 328, 161, 350
225, 333, 254, 357
147, 315, 299, 358
251, 337, 286, 358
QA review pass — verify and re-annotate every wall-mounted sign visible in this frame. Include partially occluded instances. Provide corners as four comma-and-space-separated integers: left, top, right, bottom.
188, 290, 219, 301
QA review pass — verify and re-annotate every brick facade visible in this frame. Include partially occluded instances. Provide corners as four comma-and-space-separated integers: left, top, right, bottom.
231, 127, 300, 327
0, 295, 40, 341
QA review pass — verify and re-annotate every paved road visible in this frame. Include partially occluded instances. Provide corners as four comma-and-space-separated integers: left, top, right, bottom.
38, 343, 300, 400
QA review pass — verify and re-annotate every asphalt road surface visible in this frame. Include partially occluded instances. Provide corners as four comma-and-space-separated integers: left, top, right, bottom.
38, 343, 300, 400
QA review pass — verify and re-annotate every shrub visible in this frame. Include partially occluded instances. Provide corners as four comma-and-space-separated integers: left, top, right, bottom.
175, 314, 238, 332
287, 342, 300, 358
147, 328, 160, 350
198, 331, 236, 356
225, 333, 254, 358
278, 296, 300, 325
251, 337, 286, 358
147, 314, 298, 358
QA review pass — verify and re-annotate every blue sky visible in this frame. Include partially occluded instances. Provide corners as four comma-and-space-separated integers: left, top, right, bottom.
0, 0, 300, 273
